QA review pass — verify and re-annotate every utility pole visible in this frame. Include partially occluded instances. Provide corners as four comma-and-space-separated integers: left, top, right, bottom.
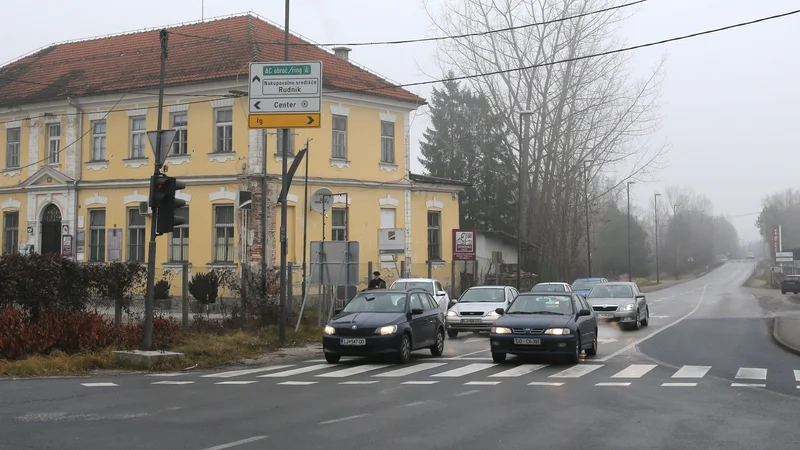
626, 181, 635, 282
142, 29, 169, 349
584, 161, 593, 277
654, 193, 661, 284
517, 110, 534, 290
278, 0, 290, 343
674, 204, 680, 278
300, 139, 310, 309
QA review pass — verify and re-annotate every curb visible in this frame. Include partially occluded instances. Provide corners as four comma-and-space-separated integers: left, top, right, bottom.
771, 318, 800, 357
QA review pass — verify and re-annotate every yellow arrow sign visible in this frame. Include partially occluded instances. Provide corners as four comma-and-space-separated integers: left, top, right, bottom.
248, 113, 321, 129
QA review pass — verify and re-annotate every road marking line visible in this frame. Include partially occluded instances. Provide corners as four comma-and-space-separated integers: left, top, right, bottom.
277, 381, 318, 385
339, 381, 379, 385
202, 436, 268, 450
81, 383, 117, 387
611, 364, 657, 379
489, 364, 547, 377
735, 367, 767, 380
549, 364, 604, 378
318, 414, 370, 425
795, 370, 800, 382
258, 364, 331, 377
598, 285, 708, 362
731, 383, 766, 388
454, 349, 490, 358
315, 364, 390, 378
432, 363, 496, 377
595, 382, 631, 387
215, 381, 258, 385
147, 373, 185, 377
401, 381, 439, 385
455, 390, 481, 396
464, 381, 501, 386
661, 382, 697, 387
463, 338, 486, 344
152, 381, 195, 385
399, 401, 428, 408
528, 382, 564, 386
671, 365, 711, 379
437, 357, 493, 361
201, 365, 293, 378
373, 362, 448, 377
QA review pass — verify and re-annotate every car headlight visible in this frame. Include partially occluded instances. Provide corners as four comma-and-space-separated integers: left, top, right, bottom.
323, 325, 335, 335
375, 325, 398, 336
623, 303, 635, 311
486, 311, 499, 317
447, 310, 458, 317
491, 326, 512, 334
544, 328, 571, 335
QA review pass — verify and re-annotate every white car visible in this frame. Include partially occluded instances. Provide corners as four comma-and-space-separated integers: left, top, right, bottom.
531, 282, 573, 293
445, 285, 518, 338
390, 278, 450, 316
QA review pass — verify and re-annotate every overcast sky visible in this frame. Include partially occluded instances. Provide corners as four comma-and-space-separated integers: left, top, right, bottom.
2, 0, 798, 242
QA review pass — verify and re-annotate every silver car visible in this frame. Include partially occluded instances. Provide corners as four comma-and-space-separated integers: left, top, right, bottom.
585, 282, 649, 330
445, 285, 518, 338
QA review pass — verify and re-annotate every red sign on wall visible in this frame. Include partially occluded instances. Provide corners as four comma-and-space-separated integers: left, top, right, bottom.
452, 229, 477, 261
771, 226, 780, 257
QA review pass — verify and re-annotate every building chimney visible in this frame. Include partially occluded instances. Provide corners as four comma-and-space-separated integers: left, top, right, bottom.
332, 46, 351, 62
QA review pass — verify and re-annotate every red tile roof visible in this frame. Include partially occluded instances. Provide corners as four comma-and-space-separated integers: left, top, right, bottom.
0, 14, 424, 107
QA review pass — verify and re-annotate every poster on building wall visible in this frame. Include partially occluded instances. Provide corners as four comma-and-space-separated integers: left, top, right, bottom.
108, 228, 122, 261
62, 235, 73, 258
76, 230, 85, 261
452, 229, 477, 261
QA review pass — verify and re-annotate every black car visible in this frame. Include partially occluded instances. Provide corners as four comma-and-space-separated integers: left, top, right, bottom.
782, 275, 800, 294
489, 292, 598, 364
322, 289, 445, 364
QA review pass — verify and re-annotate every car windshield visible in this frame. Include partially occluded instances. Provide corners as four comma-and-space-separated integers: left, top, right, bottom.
506, 295, 574, 315
341, 292, 408, 313
532, 283, 566, 292
459, 288, 505, 302
589, 285, 634, 299
572, 280, 600, 291
391, 281, 433, 294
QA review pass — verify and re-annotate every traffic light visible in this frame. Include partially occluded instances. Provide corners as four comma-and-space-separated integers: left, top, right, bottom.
149, 174, 169, 212
153, 175, 187, 236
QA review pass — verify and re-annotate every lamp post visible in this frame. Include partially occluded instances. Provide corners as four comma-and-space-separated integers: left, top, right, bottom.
627, 181, 635, 282
654, 193, 661, 284
584, 160, 593, 277
517, 110, 535, 290
674, 204, 680, 278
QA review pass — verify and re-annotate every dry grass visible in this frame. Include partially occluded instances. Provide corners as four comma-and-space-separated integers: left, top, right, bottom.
0, 326, 320, 378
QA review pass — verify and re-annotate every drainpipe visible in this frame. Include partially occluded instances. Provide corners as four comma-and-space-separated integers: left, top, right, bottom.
67, 97, 83, 261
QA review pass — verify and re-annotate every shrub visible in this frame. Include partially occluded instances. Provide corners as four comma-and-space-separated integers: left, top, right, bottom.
189, 271, 220, 305
154, 279, 171, 300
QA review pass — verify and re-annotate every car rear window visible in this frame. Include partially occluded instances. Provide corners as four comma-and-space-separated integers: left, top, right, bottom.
588, 285, 633, 299
532, 284, 566, 292
391, 281, 433, 293
460, 288, 504, 302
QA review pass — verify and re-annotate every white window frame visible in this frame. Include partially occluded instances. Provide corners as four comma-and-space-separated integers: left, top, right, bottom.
171, 112, 188, 155
89, 209, 106, 262
427, 211, 441, 261
3, 211, 19, 255
48, 124, 61, 164
276, 130, 295, 156
332, 115, 347, 159
91, 121, 107, 161
127, 207, 146, 262
380, 120, 395, 164
331, 207, 347, 241
6, 127, 20, 168
215, 109, 233, 153
169, 207, 190, 262
213, 205, 235, 263
130, 116, 146, 159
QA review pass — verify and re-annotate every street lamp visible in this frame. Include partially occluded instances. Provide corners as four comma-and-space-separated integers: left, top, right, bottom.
517, 110, 535, 290
584, 160, 594, 277
654, 193, 661, 284
627, 181, 635, 282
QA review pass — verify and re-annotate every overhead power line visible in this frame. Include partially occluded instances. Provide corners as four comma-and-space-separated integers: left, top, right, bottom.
1, 7, 798, 126
170, 0, 650, 47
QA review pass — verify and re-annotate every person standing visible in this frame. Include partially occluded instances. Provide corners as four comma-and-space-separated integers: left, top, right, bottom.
368, 271, 387, 289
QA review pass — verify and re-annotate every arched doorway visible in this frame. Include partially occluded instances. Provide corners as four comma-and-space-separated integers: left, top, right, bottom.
41, 204, 62, 255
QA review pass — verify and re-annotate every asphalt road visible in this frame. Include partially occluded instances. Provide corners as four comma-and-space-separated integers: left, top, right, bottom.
2, 260, 800, 449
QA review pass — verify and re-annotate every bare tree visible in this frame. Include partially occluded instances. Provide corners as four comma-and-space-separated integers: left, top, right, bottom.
425, 0, 666, 279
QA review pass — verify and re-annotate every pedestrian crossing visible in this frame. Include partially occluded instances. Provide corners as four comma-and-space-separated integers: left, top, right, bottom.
128, 360, 800, 391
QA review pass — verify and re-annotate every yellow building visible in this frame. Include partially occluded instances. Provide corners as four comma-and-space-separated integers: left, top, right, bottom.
0, 14, 467, 290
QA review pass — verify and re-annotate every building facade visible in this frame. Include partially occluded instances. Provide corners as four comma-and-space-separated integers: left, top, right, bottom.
0, 14, 466, 289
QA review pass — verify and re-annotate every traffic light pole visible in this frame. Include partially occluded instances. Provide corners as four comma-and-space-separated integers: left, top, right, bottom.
278, 0, 290, 343
142, 29, 169, 350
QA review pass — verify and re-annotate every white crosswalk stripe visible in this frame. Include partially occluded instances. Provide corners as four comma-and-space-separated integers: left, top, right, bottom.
549, 364, 604, 378
431, 363, 495, 377
611, 364, 657, 379
315, 364, 390, 378
373, 362, 448, 377
671, 365, 711, 379
795, 370, 800, 382
736, 367, 767, 380
200, 365, 294, 378
489, 364, 547, 378
258, 364, 330, 378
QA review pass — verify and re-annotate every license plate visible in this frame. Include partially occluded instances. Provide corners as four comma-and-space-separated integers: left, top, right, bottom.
513, 338, 541, 345
461, 319, 482, 324
598, 313, 614, 318
340, 338, 366, 346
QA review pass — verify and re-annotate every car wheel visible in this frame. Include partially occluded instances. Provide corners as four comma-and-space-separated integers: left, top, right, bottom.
795, 292, 798, 295
630, 310, 641, 330
782, 290, 787, 295
448, 330, 459, 339
585, 331, 598, 356
396, 333, 412, 364
492, 352, 507, 363
324, 353, 341, 364
430, 329, 445, 356
641, 306, 649, 327
569, 336, 581, 364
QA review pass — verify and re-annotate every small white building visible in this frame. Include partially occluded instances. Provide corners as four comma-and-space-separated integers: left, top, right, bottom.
463, 230, 535, 284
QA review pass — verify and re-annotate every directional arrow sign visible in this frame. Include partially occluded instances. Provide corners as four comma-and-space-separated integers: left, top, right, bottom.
253, 101, 261, 110
252, 75, 260, 83
248, 113, 322, 129
248, 61, 322, 115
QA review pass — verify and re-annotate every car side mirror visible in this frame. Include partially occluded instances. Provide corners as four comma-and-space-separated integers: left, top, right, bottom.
636, 294, 645, 299
495, 308, 505, 315
437, 291, 447, 297
334, 308, 342, 315
411, 308, 424, 315
578, 309, 591, 317
448, 299, 457, 308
